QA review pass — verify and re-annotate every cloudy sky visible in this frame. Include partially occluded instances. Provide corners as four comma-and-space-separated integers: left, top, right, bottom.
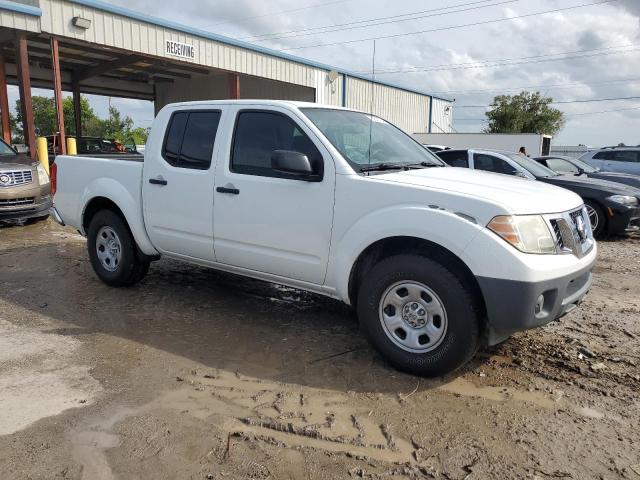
11, 0, 640, 145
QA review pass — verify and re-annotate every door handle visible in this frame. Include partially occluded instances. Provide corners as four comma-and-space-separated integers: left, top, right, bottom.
149, 177, 168, 186
216, 186, 240, 195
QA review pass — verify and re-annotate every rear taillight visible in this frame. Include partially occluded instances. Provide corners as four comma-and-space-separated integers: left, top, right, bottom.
50, 163, 57, 196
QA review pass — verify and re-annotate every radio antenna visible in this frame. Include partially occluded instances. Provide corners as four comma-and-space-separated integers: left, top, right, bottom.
367, 39, 376, 167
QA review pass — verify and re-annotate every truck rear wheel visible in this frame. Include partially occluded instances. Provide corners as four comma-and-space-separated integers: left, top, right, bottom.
87, 210, 149, 287
357, 254, 481, 377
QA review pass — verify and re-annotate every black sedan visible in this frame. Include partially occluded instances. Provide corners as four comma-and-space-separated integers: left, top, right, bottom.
534, 155, 640, 189
436, 148, 640, 238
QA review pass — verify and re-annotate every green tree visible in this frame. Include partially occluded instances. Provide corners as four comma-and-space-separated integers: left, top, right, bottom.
484, 91, 565, 136
12, 95, 148, 144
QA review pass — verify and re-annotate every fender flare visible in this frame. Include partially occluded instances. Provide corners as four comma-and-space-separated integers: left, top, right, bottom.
79, 177, 158, 256
326, 205, 483, 303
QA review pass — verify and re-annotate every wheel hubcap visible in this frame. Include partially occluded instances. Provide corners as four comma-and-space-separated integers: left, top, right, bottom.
96, 226, 122, 272
586, 205, 599, 231
379, 281, 448, 353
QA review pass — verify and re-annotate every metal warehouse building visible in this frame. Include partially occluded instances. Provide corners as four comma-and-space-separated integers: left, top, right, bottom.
0, 0, 453, 158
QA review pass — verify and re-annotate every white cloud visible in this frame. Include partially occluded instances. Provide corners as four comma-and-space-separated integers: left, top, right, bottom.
103, 0, 640, 146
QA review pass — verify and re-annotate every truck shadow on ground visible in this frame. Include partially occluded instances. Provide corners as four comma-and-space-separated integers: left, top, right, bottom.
0, 233, 490, 395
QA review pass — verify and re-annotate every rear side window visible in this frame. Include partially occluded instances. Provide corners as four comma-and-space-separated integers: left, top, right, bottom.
231, 111, 323, 178
162, 110, 221, 170
437, 151, 468, 168
613, 151, 640, 163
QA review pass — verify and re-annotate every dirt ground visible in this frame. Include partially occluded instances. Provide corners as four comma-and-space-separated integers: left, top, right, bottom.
0, 219, 639, 480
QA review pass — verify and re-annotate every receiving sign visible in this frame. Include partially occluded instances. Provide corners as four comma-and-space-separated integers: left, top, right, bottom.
165, 40, 195, 60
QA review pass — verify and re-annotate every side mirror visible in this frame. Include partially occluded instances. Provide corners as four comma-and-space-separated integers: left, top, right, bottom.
575, 167, 585, 176
271, 150, 321, 181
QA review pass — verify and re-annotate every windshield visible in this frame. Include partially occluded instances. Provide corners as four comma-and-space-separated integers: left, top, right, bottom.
301, 108, 443, 170
569, 157, 598, 173
506, 153, 559, 178
0, 139, 16, 157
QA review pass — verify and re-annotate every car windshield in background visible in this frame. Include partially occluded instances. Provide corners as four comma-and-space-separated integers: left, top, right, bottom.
507, 153, 559, 178
301, 108, 443, 170
0, 139, 16, 157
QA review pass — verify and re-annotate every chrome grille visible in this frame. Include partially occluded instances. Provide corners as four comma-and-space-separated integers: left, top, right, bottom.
0, 169, 33, 187
546, 207, 594, 258
0, 197, 35, 208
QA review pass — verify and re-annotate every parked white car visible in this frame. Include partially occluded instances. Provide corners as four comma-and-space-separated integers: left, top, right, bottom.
580, 148, 640, 175
50, 101, 596, 376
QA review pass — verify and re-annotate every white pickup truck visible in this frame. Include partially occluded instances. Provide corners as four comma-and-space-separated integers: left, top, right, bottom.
51, 100, 597, 376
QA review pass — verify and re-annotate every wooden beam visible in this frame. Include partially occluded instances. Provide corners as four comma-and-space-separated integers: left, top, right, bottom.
15, 33, 36, 159
50, 37, 66, 154
0, 52, 11, 143
228, 73, 240, 99
73, 54, 143, 83
72, 82, 82, 137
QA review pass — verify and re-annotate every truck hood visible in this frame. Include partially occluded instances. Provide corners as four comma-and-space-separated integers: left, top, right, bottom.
375, 167, 583, 215
0, 154, 36, 169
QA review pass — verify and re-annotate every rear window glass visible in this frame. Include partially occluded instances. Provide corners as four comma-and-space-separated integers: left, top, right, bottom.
162, 111, 221, 169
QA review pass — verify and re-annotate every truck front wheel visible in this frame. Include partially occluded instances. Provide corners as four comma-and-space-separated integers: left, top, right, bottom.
87, 210, 149, 287
357, 254, 481, 377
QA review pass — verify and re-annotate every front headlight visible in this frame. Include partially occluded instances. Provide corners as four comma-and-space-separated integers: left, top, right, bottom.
36, 164, 49, 186
487, 215, 557, 254
606, 195, 638, 206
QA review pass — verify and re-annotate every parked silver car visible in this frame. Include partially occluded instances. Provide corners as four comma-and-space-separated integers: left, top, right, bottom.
580, 148, 640, 175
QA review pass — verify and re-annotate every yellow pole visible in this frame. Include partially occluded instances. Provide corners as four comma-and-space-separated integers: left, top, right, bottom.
36, 136, 49, 174
66, 137, 77, 155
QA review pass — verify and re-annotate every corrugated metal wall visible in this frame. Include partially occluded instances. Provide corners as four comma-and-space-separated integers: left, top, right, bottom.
155, 73, 315, 112
0, 8, 40, 32
430, 98, 454, 133
345, 77, 431, 134
38, 0, 343, 106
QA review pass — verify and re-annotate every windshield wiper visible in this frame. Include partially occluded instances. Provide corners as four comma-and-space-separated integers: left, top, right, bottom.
405, 162, 444, 168
359, 163, 406, 173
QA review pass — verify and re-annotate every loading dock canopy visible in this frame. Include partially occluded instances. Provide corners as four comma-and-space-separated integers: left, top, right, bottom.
0, 34, 212, 101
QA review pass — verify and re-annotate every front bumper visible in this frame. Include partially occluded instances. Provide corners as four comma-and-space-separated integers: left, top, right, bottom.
478, 256, 596, 345
606, 204, 640, 234
0, 197, 52, 221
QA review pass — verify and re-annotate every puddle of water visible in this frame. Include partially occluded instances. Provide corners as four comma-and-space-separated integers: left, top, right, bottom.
440, 378, 556, 409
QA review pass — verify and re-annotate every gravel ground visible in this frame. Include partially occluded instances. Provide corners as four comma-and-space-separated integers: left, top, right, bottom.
0, 219, 638, 480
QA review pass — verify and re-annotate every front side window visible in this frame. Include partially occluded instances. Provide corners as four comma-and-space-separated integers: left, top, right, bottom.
546, 158, 579, 174
474, 154, 518, 175
162, 110, 221, 170
231, 111, 323, 178
593, 151, 614, 160
301, 108, 442, 171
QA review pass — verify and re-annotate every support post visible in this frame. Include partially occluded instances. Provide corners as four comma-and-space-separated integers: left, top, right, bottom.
0, 52, 11, 144
50, 37, 66, 154
15, 32, 36, 159
228, 73, 240, 99
72, 82, 82, 137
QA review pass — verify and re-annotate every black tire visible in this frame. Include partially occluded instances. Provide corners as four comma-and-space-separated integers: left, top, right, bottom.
585, 200, 606, 238
357, 254, 482, 377
87, 210, 149, 287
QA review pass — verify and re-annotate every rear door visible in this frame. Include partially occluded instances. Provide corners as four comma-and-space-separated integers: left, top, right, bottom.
212, 106, 335, 285
143, 108, 222, 261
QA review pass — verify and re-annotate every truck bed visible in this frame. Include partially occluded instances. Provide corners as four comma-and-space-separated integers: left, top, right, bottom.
53, 154, 145, 235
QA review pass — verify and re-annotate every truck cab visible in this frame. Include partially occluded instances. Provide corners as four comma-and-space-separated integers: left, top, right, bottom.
51, 101, 597, 377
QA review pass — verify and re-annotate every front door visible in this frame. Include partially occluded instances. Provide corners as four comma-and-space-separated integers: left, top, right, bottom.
213, 107, 335, 285
143, 108, 222, 260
